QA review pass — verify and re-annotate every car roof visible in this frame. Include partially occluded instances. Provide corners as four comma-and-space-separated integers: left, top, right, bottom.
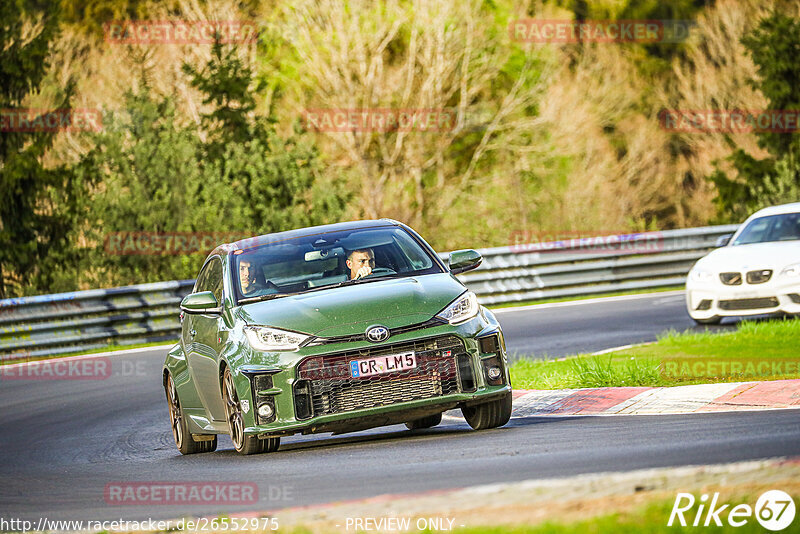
210, 219, 402, 257
747, 202, 800, 219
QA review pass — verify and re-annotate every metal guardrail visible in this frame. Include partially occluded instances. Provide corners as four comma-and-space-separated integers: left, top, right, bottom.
451, 225, 738, 305
0, 281, 195, 361
0, 225, 738, 361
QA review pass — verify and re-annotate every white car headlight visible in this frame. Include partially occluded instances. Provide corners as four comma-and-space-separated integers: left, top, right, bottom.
689, 269, 714, 282
244, 326, 310, 351
780, 263, 800, 277
436, 292, 479, 325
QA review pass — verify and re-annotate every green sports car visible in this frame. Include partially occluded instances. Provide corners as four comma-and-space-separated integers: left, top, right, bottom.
163, 220, 512, 455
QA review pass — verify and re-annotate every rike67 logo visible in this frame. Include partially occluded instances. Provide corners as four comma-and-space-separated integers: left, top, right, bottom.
669, 490, 795, 531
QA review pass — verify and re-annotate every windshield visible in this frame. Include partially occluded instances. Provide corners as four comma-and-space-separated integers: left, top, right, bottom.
732, 213, 800, 246
232, 226, 443, 303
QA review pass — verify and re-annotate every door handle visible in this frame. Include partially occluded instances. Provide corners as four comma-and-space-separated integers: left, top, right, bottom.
190, 329, 197, 338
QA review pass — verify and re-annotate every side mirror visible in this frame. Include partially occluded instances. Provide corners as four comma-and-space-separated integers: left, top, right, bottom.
180, 291, 220, 314
449, 249, 482, 274
715, 234, 733, 247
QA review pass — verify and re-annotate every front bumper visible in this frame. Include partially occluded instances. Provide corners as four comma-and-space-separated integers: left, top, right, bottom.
234, 309, 510, 438
686, 278, 800, 319
252, 387, 511, 438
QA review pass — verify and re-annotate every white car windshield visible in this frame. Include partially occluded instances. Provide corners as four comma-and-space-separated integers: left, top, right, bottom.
733, 212, 800, 246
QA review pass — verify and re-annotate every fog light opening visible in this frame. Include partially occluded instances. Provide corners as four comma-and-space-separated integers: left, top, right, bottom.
695, 299, 712, 311
257, 403, 274, 419
482, 355, 506, 386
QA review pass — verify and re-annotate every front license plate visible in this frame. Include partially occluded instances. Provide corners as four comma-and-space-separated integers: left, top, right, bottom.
350, 351, 416, 378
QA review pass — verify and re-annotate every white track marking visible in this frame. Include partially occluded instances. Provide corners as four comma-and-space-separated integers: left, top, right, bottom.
607, 382, 745, 415
591, 341, 655, 355
1, 343, 174, 370
491, 290, 685, 314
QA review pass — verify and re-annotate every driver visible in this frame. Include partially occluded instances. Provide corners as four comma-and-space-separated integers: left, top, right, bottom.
346, 248, 375, 280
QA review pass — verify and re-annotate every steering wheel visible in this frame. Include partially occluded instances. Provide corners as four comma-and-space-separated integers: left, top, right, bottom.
264, 280, 280, 291
367, 267, 397, 276
244, 281, 280, 298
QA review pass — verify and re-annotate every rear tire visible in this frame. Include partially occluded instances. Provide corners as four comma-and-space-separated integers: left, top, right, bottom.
223, 367, 280, 455
165, 373, 218, 455
462, 392, 512, 430
405, 412, 443, 430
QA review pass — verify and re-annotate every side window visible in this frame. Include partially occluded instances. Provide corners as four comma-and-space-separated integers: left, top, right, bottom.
194, 257, 223, 305
393, 231, 433, 271
207, 258, 224, 304
774, 214, 800, 241
194, 263, 210, 293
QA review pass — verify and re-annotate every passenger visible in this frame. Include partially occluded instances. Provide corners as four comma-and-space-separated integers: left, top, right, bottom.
239, 259, 258, 294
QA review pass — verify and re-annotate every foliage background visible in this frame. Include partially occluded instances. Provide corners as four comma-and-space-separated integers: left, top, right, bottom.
1, 0, 798, 297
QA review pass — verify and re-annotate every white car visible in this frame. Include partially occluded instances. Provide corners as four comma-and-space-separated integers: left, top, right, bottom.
686, 202, 800, 324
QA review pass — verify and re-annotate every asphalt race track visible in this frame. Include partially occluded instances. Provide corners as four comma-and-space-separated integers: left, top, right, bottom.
497, 290, 732, 359
1, 292, 798, 522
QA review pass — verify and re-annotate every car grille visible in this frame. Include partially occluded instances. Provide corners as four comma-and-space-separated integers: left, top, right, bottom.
295, 335, 464, 417
746, 269, 772, 284
718, 297, 779, 311
719, 272, 742, 285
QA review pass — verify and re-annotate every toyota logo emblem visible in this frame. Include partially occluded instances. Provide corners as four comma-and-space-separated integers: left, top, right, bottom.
366, 325, 390, 343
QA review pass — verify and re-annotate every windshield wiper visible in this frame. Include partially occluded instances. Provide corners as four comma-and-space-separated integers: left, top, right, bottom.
330, 274, 399, 288
238, 293, 296, 305
289, 274, 401, 295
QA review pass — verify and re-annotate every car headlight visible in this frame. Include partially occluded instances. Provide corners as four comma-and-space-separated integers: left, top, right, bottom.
780, 263, 800, 277
244, 326, 310, 351
436, 292, 479, 325
689, 268, 713, 282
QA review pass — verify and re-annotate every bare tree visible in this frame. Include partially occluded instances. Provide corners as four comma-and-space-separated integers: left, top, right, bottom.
278, 0, 554, 237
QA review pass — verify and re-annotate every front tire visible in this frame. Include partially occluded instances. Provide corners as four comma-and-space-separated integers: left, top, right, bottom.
405, 412, 443, 430
165, 373, 217, 455
222, 367, 279, 455
462, 392, 512, 430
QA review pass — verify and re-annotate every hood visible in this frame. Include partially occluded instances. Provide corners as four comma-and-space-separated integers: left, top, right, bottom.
236, 273, 466, 337
696, 241, 800, 272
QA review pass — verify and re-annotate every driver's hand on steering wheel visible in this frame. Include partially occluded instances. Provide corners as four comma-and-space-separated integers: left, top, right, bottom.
354, 265, 373, 279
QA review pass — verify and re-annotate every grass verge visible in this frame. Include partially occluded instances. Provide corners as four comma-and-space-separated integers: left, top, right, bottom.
510, 318, 800, 389
451, 495, 791, 534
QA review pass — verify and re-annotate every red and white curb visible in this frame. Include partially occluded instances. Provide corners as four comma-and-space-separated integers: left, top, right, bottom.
508, 379, 800, 416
